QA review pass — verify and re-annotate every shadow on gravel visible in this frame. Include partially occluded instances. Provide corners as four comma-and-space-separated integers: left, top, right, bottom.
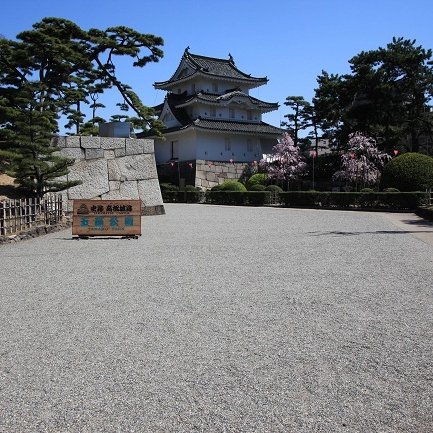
307, 230, 433, 237
400, 218, 433, 228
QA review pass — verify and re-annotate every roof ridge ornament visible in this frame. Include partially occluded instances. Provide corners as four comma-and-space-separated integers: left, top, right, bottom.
228, 53, 235, 64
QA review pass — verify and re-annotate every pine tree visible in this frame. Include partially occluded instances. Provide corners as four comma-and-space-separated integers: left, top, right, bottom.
0, 18, 164, 197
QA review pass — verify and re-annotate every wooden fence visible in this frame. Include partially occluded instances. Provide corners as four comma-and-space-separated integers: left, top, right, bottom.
0, 195, 63, 236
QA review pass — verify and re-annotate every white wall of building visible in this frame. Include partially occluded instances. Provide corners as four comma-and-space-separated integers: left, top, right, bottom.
195, 131, 262, 162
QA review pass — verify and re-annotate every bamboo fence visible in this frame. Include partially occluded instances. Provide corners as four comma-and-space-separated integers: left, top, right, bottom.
0, 195, 63, 236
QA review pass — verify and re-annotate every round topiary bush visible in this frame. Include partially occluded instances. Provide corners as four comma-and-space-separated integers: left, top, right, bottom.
381, 153, 433, 191
220, 180, 247, 192
265, 185, 283, 193
249, 184, 267, 191
383, 187, 400, 192
245, 173, 268, 190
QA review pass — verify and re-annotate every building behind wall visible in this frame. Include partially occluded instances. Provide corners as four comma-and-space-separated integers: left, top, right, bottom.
139, 47, 282, 188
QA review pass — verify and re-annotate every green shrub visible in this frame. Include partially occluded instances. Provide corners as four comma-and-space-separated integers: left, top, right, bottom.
160, 182, 179, 192
249, 184, 267, 191
211, 184, 222, 191
360, 187, 374, 192
220, 180, 247, 192
383, 187, 400, 192
381, 153, 433, 191
245, 173, 268, 190
265, 185, 283, 193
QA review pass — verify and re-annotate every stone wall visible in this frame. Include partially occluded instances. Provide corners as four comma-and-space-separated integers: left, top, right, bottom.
195, 160, 249, 189
55, 136, 164, 215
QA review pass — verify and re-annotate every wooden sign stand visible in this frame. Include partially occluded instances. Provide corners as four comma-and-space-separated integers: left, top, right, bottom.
72, 199, 142, 239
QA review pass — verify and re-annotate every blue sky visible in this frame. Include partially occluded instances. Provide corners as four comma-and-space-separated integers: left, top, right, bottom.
2, 0, 433, 130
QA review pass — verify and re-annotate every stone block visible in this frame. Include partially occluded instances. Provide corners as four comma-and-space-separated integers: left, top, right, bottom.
109, 181, 121, 191
201, 179, 209, 187
227, 172, 237, 179
65, 136, 81, 148
80, 136, 101, 149
125, 138, 155, 155
214, 165, 223, 173
66, 158, 109, 199
221, 166, 229, 173
100, 138, 126, 149
137, 179, 163, 207
108, 154, 157, 181
125, 140, 145, 156
114, 147, 126, 157
206, 172, 216, 182
196, 170, 206, 180
85, 148, 105, 160
104, 150, 116, 160
228, 166, 237, 173
52, 136, 66, 148
209, 181, 219, 188
101, 181, 140, 200
59, 148, 85, 159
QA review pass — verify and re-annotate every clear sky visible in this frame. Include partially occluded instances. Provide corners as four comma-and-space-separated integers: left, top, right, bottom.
2, 0, 433, 129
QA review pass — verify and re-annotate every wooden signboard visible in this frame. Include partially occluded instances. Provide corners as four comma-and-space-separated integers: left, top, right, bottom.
72, 199, 142, 238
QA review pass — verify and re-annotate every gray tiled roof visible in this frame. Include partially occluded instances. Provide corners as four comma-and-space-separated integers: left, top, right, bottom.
138, 119, 283, 138
177, 91, 278, 111
155, 49, 267, 88
191, 119, 283, 135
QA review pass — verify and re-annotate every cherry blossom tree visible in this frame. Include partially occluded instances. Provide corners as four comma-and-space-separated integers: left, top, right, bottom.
260, 132, 306, 190
333, 132, 391, 190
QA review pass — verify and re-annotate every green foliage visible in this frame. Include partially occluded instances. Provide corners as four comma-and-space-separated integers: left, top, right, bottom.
380, 153, 433, 191
211, 184, 223, 191
245, 173, 268, 190
219, 180, 247, 192
313, 37, 433, 151
265, 185, 283, 192
360, 188, 375, 192
249, 184, 267, 191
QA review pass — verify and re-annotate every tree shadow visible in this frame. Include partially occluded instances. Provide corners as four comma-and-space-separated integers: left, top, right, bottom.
307, 229, 433, 237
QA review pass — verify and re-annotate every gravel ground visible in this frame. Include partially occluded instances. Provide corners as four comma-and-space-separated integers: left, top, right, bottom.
1, 204, 432, 433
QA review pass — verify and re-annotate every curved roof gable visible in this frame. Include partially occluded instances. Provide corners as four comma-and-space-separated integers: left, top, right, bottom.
175, 91, 278, 113
154, 48, 268, 89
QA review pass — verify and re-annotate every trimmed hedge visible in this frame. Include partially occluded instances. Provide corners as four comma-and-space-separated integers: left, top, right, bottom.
161, 190, 205, 203
162, 190, 429, 210
205, 191, 272, 206
278, 192, 429, 210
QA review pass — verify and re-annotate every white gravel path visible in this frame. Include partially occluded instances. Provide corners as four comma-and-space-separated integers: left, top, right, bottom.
1, 204, 432, 432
